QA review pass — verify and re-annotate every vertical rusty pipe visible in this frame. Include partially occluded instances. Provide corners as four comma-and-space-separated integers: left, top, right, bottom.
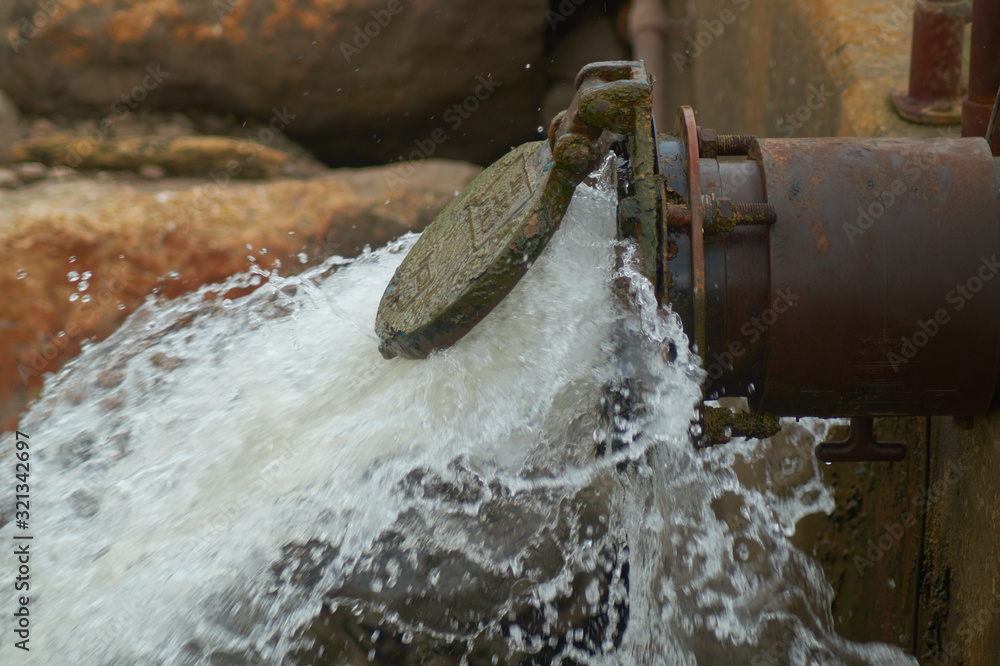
628, 0, 671, 127
962, 0, 1000, 154
892, 0, 968, 124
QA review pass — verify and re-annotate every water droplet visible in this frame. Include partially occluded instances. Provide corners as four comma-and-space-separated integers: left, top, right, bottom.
260, 248, 267, 254
297, 252, 308, 264
247, 255, 257, 263
67, 271, 80, 282
68, 255, 77, 263
78, 281, 89, 291
69, 293, 79, 302
117, 302, 126, 310
82, 294, 91, 303
57, 330, 66, 338
82, 271, 92, 280
537, 125, 544, 134
16, 269, 26, 279
525, 63, 531, 69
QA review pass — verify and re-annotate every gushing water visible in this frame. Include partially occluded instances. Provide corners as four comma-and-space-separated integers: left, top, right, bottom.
0, 161, 914, 665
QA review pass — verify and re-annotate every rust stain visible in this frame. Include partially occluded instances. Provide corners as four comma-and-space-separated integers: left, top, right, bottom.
810, 218, 830, 254
522, 213, 540, 238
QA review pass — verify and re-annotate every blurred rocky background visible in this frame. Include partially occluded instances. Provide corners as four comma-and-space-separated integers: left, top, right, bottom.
0, 0, 630, 426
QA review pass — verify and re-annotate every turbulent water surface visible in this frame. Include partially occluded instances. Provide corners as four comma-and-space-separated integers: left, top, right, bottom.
0, 160, 914, 664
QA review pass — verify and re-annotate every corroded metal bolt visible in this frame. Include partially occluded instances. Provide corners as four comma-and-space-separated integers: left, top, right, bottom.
698, 128, 757, 157
665, 198, 777, 233
716, 133, 757, 156
729, 202, 778, 225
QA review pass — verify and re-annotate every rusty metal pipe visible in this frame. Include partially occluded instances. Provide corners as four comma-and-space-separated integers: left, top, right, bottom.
660, 122, 1000, 418
893, 0, 968, 124
628, 0, 671, 127
962, 0, 1000, 153
376, 60, 1000, 459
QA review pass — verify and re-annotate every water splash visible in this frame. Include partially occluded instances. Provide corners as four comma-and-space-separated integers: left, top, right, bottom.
0, 160, 913, 665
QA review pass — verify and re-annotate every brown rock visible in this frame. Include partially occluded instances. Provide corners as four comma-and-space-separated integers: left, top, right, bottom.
11, 135, 292, 177
0, 0, 548, 166
0, 160, 480, 428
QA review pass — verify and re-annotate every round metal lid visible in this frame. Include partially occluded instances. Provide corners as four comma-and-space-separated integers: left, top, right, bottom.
375, 140, 565, 359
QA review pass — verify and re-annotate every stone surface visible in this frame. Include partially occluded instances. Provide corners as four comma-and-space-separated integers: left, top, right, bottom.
0, 0, 548, 166
681, 0, 950, 140
0, 160, 480, 428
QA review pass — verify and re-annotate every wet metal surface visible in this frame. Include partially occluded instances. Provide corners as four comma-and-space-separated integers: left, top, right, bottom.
377, 61, 653, 359
752, 136, 1000, 416
375, 141, 554, 359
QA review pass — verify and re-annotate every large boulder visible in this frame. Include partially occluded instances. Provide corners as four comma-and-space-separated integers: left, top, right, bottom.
0, 160, 480, 427
0, 0, 548, 166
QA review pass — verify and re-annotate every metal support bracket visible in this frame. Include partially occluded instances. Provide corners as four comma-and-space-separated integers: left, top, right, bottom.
815, 416, 907, 462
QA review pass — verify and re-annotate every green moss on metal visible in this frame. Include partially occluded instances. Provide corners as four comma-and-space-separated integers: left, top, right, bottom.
704, 406, 781, 444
